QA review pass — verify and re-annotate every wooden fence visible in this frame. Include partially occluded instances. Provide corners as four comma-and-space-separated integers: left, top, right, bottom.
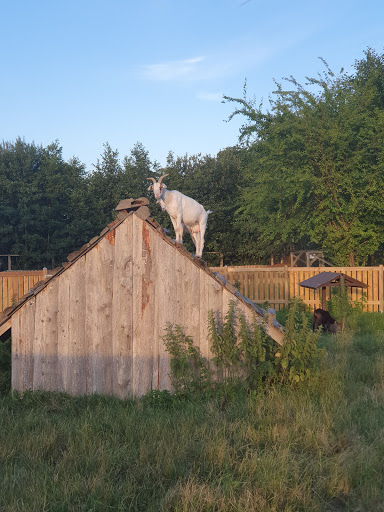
3, 266, 383, 315
0, 270, 46, 314
210, 266, 384, 313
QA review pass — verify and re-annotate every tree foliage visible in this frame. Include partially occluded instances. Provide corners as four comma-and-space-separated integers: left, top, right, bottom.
0, 138, 93, 268
224, 48, 384, 265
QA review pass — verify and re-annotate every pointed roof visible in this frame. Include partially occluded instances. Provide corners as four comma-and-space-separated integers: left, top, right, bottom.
299, 271, 368, 290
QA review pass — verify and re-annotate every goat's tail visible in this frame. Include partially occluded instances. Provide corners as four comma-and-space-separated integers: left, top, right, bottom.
207, 210, 213, 215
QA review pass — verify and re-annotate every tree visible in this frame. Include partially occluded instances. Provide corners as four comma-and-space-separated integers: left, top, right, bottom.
87, 142, 122, 229
224, 49, 384, 265
121, 142, 160, 199
0, 138, 93, 268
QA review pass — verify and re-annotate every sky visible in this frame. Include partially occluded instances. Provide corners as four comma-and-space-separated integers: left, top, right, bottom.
1, 0, 384, 172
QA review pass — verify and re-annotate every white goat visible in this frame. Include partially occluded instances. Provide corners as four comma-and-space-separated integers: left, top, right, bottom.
156, 198, 200, 250
147, 174, 211, 258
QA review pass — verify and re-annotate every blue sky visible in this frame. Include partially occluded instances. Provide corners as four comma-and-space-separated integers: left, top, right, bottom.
1, 0, 384, 171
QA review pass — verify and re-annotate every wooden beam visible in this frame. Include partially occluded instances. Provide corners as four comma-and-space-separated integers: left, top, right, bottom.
321, 287, 327, 309
0, 318, 12, 338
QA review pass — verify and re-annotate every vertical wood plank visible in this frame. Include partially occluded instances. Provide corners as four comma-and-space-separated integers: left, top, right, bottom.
85, 237, 114, 395
199, 268, 210, 361
370, 269, 376, 312
140, 220, 156, 395
11, 311, 21, 391
132, 215, 157, 396
151, 231, 160, 391
44, 279, 60, 391
70, 256, 87, 395
111, 215, 134, 398
32, 287, 50, 391
155, 237, 176, 392
183, 259, 201, 350
380, 266, 384, 313
11, 298, 36, 392
57, 265, 70, 393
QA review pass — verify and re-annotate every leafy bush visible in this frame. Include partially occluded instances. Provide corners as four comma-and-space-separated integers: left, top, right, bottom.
275, 298, 312, 328
275, 299, 323, 384
162, 324, 212, 395
141, 389, 176, 409
164, 300, 323, 396
208, 301, 242, 381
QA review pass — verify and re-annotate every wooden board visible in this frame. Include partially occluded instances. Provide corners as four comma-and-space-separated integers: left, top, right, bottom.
111, 215, 133, 398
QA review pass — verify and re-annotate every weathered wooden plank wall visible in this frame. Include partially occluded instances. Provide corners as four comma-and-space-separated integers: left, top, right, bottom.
210, 265, 384, 312
0, 270, 45, 313
12, 214, 277, 398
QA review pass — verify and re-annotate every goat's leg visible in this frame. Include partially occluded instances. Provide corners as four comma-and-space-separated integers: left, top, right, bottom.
196, 222, 206, 258
192, 232, 199, 251
169, 216, 181, 244
174, 214, 183, 244
194, 233, 202, 257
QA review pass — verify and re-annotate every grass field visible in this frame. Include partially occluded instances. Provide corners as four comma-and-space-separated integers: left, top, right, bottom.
1, 313, 384, 511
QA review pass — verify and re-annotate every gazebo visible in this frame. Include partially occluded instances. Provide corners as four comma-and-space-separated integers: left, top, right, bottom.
299, 272, 368, 310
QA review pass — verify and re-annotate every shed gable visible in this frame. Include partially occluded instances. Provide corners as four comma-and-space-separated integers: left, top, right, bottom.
4, 205, 285, 397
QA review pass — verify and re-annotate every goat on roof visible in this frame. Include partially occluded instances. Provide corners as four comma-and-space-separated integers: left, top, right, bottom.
147, 174, 211, 258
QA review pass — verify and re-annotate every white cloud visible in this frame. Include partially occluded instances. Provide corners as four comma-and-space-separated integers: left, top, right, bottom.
196, 91, 223, 102
138, 35, 305, 84
140, 56, 206, 81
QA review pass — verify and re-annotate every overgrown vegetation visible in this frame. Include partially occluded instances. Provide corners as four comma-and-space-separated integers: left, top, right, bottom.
163, 300, 321, 397
162, 324, 212, 395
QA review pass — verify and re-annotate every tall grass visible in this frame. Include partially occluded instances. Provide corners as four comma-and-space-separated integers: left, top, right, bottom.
1, 316, 384, 511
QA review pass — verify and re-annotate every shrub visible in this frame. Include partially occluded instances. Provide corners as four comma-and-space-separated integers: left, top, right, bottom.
208, 301, 242, 381
162, 324, 212, 395
275, 298, 312, 327
275, 299, 322, 384
164, 299, 323, 396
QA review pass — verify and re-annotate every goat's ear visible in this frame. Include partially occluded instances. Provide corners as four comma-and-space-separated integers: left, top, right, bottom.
147, 184, 153, 191
162, 184, 167, 189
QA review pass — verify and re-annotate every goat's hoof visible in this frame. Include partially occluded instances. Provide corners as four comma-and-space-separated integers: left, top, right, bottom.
194, 256, 207, 267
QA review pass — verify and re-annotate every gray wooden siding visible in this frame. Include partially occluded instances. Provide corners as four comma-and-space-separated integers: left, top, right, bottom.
11, 213, 276, 398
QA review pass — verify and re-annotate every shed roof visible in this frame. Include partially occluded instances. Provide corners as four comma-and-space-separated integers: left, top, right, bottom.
299, 272, 368, 290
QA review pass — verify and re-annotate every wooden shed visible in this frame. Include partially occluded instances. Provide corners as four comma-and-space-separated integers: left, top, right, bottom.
0, 199, 285, 398
299, 271, 368, 309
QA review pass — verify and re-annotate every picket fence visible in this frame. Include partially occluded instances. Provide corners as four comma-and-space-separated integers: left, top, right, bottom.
210, 266, 384, 313
0, 270, 47, 314
1, 266, 383, 315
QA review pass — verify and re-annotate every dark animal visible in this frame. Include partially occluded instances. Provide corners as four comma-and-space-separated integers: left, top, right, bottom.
313, 308, 338, 333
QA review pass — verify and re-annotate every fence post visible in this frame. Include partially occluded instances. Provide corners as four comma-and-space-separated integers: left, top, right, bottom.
284, 266, 289, 307
380, 265, 384, 313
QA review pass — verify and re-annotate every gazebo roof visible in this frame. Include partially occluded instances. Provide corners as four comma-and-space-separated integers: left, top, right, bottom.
299, 272, 368, 290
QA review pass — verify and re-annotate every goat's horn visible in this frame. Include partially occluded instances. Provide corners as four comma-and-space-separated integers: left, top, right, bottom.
146, 177, 156, 184
158, 174, 169, 184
